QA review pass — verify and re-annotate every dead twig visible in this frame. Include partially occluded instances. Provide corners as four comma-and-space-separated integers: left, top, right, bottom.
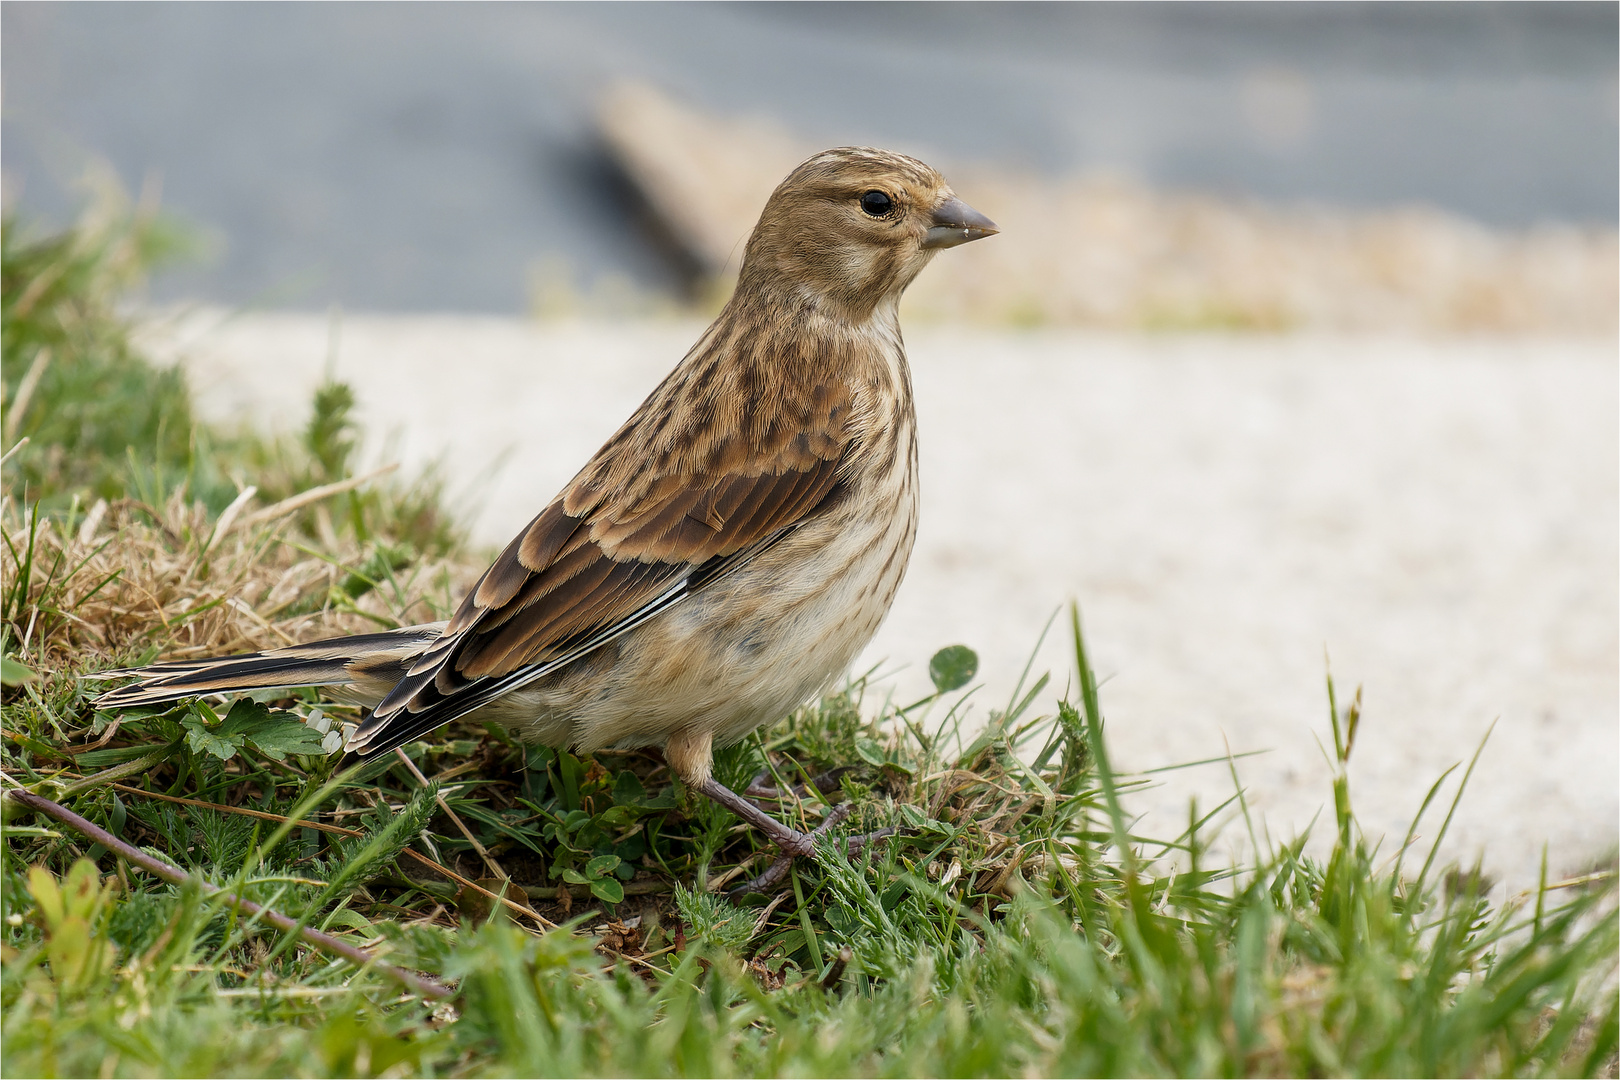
3, 786, 455, 1001
103, 782, 560, 929
819, 946, 853, 990
393, 747, 508, 882
236, 464, 399, 530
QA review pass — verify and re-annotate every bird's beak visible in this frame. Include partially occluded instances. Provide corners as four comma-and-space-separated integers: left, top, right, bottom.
923, 195, 999, 249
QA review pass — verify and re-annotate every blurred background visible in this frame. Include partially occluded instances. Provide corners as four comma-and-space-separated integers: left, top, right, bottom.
4, 2, 1617, 322
3, 2, 1616, 888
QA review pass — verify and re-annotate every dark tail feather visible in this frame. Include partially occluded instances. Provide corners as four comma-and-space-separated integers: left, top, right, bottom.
342, 647, 566, 762
340, 710, 457, 768
342, 675, 502, 763
92, 624, 447, 710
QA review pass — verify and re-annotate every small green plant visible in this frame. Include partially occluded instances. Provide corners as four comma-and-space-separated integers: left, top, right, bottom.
674, 882, 756, 953
23, 859, 119, 998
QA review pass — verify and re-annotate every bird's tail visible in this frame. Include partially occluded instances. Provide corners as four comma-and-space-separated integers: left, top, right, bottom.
91, 623, 448, 711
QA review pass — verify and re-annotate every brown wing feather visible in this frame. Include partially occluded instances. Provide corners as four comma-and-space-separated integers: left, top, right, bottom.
450, 457, 847, 683
354, 357, 854, 748
464, 502, 584, 623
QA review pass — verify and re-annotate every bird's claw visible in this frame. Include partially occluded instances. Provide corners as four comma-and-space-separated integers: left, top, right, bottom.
728, 808, 900, 897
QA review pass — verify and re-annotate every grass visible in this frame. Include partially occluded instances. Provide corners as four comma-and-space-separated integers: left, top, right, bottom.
1, 200, 1616, 1078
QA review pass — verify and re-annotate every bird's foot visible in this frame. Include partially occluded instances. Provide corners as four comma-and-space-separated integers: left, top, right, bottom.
695, 776, 897, 896
730, 819, 899, 897
742, 765, 852, 802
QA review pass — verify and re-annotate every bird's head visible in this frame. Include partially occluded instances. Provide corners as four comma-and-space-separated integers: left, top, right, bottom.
738, 147, 997, 320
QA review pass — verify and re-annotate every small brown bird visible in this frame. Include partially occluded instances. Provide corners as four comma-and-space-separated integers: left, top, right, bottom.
97, 147, 997, 879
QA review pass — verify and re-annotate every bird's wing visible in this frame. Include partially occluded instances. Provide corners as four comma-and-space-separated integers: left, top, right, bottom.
346, 370, 854, 758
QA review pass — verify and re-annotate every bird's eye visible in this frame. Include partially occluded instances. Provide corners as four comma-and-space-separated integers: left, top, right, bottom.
859, 190, 895, 218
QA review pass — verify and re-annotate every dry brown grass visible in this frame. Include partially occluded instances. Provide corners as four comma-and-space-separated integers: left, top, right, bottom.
1, 479, 483, 725
597, 82, 1618, 335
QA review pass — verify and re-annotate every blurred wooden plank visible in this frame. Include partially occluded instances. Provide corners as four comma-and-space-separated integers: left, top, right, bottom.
597, 83, 1618, 335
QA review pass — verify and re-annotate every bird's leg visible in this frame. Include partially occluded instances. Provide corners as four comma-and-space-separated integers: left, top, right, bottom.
729, 815, 901, 897
697, 776, 823, 856
674, 731, 822, 854
695, 776, 898, 897
673, 731, 894, 889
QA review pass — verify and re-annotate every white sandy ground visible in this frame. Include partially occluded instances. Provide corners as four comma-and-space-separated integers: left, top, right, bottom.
139, 310, 1618, 893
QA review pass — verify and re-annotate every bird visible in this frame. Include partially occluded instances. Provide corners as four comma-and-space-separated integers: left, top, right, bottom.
95, 147, 998, 883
